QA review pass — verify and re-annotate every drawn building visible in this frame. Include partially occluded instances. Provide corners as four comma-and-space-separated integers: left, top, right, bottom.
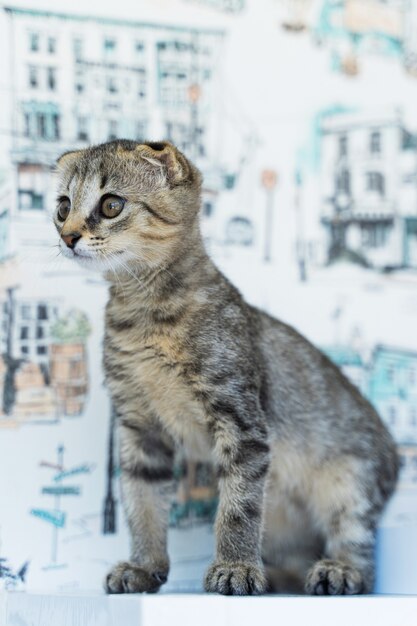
49, 309, 90, 417
397, 444, 417, 488
183, 0, 245, 13
0, 293, 59, 423
368, 345, 417, 445
0, 296, 90, 423
0, 5, 225, 253
0, 296, 59, 366
325, 342, 417, 445
322, 345, 367, 393
13, 361, 57, 423
170, 460, 217, 527
0, 173, 11, 263
403, 0, 417, 74
325, 342, 417, 489
320, 109, 417, 269
313, 0, 405, 73
368, 344, 417, 490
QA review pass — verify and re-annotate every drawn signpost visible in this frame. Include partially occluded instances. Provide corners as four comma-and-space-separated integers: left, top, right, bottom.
31, 445, 94, 567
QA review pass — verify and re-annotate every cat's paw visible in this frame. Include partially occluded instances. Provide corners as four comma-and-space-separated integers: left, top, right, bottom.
204, 561, 267, 595
105, 561, 168, 594
305, 559, 365, 595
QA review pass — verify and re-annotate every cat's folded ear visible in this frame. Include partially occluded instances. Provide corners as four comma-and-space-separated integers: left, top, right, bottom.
136, 142, 192, 186
56, 150, 83, 170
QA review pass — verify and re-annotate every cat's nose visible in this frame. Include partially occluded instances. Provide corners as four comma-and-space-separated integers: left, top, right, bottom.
61, 232, 81, 249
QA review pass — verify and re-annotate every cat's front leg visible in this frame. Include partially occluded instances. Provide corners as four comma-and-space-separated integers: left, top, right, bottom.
204, 396, 270, 595
105, 414, 175, 594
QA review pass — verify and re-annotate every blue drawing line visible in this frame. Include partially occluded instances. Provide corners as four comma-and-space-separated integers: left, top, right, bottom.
53, 464, 94, 482
30, 508, 66, 528
42, 486, 81, 496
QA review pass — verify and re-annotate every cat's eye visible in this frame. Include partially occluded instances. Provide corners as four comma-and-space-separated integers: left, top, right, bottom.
100, 195, 125, 219
57, 197, 71, 222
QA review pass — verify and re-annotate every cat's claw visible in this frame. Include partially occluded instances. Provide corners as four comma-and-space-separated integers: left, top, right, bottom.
105, 561, 168, 594
305, 559, 365, 595
204, 561, 267, 595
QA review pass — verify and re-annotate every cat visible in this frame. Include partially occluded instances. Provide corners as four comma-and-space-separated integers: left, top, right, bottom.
54, 140, 399, 596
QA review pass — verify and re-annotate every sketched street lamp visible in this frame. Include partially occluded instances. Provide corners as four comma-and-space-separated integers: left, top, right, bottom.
261, 169, 278, 263
188, 83, 202, 162
294, 169, 307, 282
3, 285, 20, 415
103, 406, 117, 534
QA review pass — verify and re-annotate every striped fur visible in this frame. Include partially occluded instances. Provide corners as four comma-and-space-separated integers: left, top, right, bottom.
54, 140, 399, 596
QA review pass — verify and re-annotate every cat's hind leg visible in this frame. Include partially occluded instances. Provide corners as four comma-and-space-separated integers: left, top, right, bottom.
305, 456, 383, 595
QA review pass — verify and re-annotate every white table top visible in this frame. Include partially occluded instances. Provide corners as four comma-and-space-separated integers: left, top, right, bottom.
2, 591, 417, 626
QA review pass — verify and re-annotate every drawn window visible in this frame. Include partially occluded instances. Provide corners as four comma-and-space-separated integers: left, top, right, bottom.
21, 305, 31, 320
73, 37, 83, 62
37, 305, 48, 320
336, 168, 350, 194
386, 365, 395, 383
366, 172, 385, 196
361, 223, 389, 248
47, 67, 56, 91
136, 121, 147, 141
75, 70, 85, 93
24, 113, 31, 137
29, 32, 39, 52
29, 66, 38, 88
203, 202, 213, 218
77, 117, 89, 141
37, 113, 46, 139
370, 131, 381, 154
108, 120, 118, 140
339, 135, 348, 157
107, 77, 118, 94
104, 38, 116, 53
19, 190, 40, 210
53, 114, 60, 140
138, 71, 147, 99
31, 193, 44, 209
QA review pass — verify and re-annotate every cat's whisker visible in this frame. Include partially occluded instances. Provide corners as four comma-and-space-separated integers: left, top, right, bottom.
114, 249, 187, 294
102, 250, 128, 300
102, 246, 160, 293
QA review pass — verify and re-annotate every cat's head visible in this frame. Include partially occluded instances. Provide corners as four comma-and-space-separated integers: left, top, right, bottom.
53, 140, 202, 273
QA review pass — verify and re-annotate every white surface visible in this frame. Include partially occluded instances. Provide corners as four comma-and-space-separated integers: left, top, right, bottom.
1, 592, 417, 626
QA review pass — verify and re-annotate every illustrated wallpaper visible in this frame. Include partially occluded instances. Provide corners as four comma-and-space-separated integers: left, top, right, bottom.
0, 0, 416, 594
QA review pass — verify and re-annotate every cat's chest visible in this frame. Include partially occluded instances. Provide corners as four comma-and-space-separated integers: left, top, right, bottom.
107, 323, 212, 460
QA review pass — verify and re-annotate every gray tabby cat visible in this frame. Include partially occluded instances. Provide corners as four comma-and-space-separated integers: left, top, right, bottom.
54, 140, 398, 596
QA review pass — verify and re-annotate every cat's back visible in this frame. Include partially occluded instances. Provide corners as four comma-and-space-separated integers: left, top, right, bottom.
252, 306, 393, 455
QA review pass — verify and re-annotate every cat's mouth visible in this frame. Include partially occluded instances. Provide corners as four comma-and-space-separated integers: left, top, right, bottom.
60, 240, 128, 272
62, 247, 93, 260
60, 241, 101, 267
73, 249, 89, 258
